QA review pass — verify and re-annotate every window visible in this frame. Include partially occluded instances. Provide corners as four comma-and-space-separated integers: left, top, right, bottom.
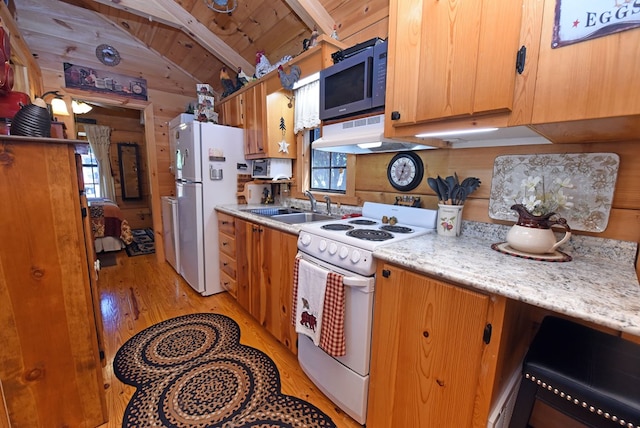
81, 148, 101, 198
309, 128, 347, 193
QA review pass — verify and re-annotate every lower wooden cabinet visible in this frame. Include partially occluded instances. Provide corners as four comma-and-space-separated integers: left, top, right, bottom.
0, 137, 107, 427
235, 217, 298, 353
218, 212, 239, 298
367, 262, 492, 427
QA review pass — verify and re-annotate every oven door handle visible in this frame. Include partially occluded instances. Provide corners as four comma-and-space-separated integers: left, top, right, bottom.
342, 276, 371, 288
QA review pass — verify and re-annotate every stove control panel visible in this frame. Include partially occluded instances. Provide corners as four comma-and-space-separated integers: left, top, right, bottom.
298, 232, 376, 276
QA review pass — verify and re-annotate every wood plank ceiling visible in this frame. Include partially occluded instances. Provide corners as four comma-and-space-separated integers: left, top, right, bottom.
10, 0, 388, 98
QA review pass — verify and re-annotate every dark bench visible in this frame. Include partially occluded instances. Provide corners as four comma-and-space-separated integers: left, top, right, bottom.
510, 316, 640, 428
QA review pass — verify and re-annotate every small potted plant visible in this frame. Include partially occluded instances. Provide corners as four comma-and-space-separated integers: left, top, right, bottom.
427, 174, 481, 236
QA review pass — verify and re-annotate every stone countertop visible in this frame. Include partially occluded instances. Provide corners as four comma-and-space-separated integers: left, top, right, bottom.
216, 205, 640, 336
375, 223, 640, 336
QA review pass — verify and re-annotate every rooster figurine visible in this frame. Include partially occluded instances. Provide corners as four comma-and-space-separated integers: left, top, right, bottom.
236, 67, 250, 87
220, 66, 236, 97
278, 65, 301, 90
255, 50, 272, 79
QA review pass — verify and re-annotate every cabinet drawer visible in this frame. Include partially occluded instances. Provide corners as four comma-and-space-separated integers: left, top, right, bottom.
219, 233, 236, 256
218, 212, 236, 235
220, 271, 237, 298
219, 251, 237, 279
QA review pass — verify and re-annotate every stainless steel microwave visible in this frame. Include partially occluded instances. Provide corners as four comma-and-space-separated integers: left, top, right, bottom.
319, 40, 388, 121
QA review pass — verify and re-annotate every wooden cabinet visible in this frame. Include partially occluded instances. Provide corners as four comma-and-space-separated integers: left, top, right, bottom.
0, 137, 107, 427
244, 84, 297, 159
243, 82, 267, 159
367, 262, 492, 427
218, 212, 238, 298
385, 0, 525, 137
527, 0, 640, 143
219, 93, 244, 127
235, 217, 298, 353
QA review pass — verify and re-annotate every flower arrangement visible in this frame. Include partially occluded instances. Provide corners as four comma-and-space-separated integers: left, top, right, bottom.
511, 176, 574, 216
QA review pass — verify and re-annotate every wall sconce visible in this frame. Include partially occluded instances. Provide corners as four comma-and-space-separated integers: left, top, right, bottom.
41, 90, 70, 119
72, 100, 93, 114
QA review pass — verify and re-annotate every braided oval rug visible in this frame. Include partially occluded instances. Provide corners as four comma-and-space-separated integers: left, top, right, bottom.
113, 313, 336, 428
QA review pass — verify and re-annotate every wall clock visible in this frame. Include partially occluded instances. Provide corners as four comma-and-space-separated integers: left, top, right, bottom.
95, 44, 121, 66
387, 152, 424, 191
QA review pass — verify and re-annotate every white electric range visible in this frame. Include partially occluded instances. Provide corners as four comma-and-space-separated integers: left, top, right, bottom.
295, 202, 437, 425
297, 201, 437, 276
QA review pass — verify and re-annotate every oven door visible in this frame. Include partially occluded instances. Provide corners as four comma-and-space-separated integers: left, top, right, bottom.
295, 251, 375, 425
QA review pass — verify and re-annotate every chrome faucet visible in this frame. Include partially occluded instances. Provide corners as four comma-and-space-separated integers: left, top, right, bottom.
304, 190, 318, 212
323, 195, 332, 215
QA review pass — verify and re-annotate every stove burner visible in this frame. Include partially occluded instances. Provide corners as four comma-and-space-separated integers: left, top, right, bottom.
349, 219, 378, 226
380, 225, 414, 234
346, 229, 393, 241
321, 223, 355, 231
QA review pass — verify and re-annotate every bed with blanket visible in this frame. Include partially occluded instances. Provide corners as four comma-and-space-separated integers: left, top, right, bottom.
88, 198, 134, 252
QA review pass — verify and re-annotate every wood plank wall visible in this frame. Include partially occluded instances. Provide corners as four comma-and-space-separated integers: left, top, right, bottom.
355, 140, 640, 274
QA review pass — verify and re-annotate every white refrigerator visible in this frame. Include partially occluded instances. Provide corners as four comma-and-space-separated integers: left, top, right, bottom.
172, 118, 245, 295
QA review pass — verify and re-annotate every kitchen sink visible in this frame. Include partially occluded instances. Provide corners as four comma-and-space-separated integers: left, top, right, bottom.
242, 207, 303, 216
270, 212, 335, 224
241, 207, 336, 224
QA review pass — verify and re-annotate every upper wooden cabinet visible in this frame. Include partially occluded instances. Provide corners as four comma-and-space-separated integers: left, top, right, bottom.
384, 0, 640, 143
219, 93, 244, 128
244, 83, 297, 160
244, 82, 267, 159
528, 0, 640, 143
385, 0, 525, 136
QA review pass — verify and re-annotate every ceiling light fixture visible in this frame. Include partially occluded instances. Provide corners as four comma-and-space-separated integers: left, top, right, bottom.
204, 0, 237, 13
72, 100, 93, 115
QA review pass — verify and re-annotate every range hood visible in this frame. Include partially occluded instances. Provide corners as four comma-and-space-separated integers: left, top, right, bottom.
313, 114, 554, 154
313, 114, 438, 154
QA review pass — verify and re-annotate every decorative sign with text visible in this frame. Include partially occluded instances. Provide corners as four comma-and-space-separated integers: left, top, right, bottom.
552, 0, 640, 48
63, 62, 148, 100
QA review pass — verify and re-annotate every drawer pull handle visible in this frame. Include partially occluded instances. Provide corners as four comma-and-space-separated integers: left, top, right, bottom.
223, 262, 228, 266
222, 242, 228, 246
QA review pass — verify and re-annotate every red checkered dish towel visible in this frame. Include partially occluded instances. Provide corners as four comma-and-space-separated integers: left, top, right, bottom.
292, 256, 346, 356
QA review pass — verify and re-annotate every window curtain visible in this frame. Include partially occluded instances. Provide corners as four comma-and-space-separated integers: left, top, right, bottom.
84, 124, 116, 201
293, 79, 320, 133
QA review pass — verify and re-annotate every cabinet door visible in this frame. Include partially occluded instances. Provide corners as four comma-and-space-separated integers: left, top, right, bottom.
236, 219, 262, 318
367, 264, 490, 427
531, 0, 640, 124
220, 94, 244, 127
244, 83, 267, 159
387, 0, 523, 126
261, 227, 298, 353
265, 89, 296, 159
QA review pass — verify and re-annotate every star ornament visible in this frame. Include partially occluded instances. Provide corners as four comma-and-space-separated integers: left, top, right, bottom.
278, 140, 290, 153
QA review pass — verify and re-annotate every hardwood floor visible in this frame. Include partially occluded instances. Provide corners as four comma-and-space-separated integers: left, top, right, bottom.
95, 251, 361, 428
